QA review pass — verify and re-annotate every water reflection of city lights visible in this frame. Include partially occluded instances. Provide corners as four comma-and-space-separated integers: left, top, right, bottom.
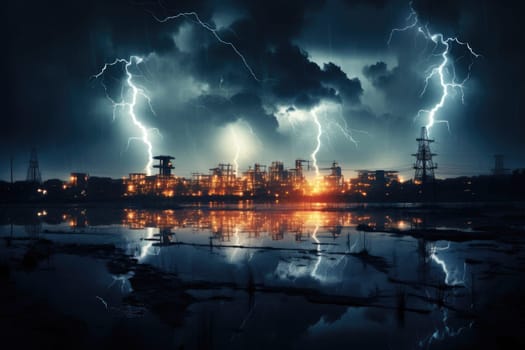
397, 220, 408, 230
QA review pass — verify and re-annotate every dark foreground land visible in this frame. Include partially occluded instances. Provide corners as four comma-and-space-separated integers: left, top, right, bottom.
1, 203, 525, 349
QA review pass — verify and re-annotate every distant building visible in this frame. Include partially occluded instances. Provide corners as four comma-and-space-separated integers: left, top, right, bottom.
351, 170, 399, 197
69, 173, 88, 189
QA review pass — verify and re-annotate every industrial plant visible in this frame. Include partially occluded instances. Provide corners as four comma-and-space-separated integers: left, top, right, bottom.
2, 127, 524, 203
123, 157, 353, 198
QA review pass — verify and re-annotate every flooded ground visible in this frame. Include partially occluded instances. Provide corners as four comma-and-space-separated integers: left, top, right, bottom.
1, 203, 525, 349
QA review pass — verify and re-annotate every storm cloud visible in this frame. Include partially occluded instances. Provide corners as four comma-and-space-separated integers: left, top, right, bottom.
4, 0, 524, 180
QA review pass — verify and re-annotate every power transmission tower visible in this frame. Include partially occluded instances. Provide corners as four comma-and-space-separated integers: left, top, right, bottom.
413, 127, 437, 185
26, 147, 42, 183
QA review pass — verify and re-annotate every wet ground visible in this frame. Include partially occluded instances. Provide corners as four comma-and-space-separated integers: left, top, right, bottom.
1, 203, 525, 349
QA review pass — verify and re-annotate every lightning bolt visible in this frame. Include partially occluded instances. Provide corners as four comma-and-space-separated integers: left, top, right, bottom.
154, 10, 365, 169
311, 111, 322, 176
387, 4, 419, 46
278, 103, 358, 178
93, 9, 261, 175
388, 2, 480, 134
92, 56, 158, 175
230, 126, 241, 175
330, 120, 360, 147
325, 103, 364, 149
152, 12, 260, 82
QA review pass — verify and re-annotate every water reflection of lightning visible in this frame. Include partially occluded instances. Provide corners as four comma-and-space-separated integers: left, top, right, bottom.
349, 234, 359, 253
419, 308, 474, 348
93, 56, 159, 175
420, 241, 472, 347
153, 12, 260, 81
227, 225, 254, 263
229, 226, 241, 263
108, 271, 135, 293
309, 223, 348, 283
430, 242, 465, 286
388, 2, 480, 134
95, 296, 109, 310
311, 224, 322, 277
136, 227, 159, 262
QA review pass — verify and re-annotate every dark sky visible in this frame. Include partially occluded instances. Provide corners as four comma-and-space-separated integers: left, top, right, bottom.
4, 0, 524, 180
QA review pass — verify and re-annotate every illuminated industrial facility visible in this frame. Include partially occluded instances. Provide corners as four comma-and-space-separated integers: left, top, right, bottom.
122, 155, 351, 198
4, 132, 523, 203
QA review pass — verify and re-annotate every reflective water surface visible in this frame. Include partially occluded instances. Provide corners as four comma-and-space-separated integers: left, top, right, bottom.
1, 205, 524, 348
